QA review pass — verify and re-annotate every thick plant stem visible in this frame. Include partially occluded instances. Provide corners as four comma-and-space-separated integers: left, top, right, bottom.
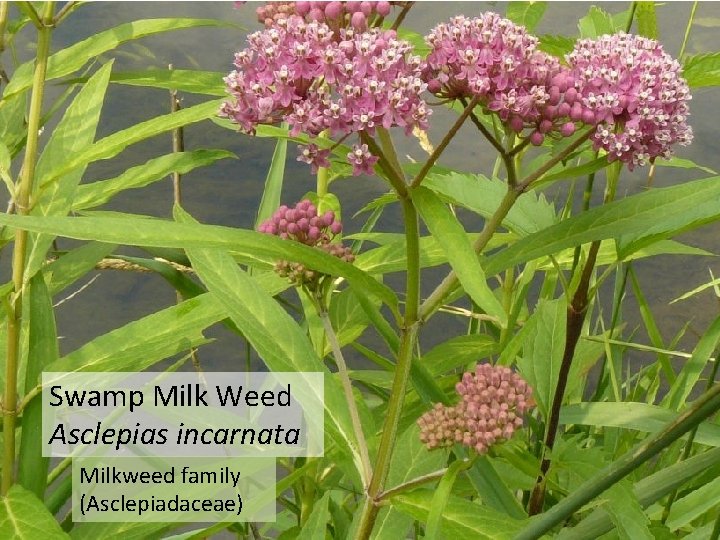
516, 383, 720, 540
354, 196, 420, 539
528, 239, 601, 515
319, 311, 372, 486
2, 2, 54, 496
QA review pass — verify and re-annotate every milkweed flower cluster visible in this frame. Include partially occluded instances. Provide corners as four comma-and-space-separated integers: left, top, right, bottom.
258, 200, 354, 287
421, 13, 692, 160
422, 13, 572, 145
418, 364, 534, 454
220, 15, 430, 175
566, 33, 693, 168
225, 6, 692, 174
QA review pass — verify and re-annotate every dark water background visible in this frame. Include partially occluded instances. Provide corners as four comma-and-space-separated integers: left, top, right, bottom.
4, 2, 720, 374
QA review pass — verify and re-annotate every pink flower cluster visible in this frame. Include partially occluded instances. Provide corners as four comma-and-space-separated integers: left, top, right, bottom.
566, 33, 693, 168
418, 364, 533, 454
422, 13, 574, 146
258, 200, 354, 287
220, 15, 429, 175
255, 2, 393, 31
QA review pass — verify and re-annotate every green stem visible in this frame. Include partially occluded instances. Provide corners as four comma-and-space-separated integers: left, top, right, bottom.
516, 383, 720, 540
376, 467, 450, 502
3, 1, 54, 496
319, 310, 372, 486
376, 127, 404, 187
354, 196, 421, 539
528, 159, 622, 514
678, 1, 698, 60
0, 1, 8, 53
317, 130, 330, 197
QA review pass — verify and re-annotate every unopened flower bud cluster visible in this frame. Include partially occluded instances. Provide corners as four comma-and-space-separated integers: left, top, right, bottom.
258, 199, 354, 287
418, 364, 533, 454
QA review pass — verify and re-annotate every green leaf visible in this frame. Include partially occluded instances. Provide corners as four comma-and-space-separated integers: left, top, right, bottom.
17, 273, 58, 498
538, 34, 576, 57
413, 187, 507, 326
604, 481, 653, 540
423, 171, 556, 236
1, 19, 233, 101
104, 69, 226, 95
255, 133, 287, 229
517, 299, 566, 418
426, 459, 472, 539
40, 99, 224, 191
664, 314, 720, 410
374, 424, 447, 539
561, 447, 720, 539
0, 485, 68, 539
484, 175, 720, 276
0, 213, 400, 318
466, 453, 527, 519
683, 52, 720, 88
25, 62, 113, 280
635, 2, 658, 39
73, 149, 235, 211
578, 6, 617, 38
664, 475, 720, 531
534, 156, 609, 188
422, 334, 497, 376
391, 489, 524, 539
44, 242, 117, 296
655, 156, 716, 175
175, 206, 366, 486
46, 293, 223, 373
328, 289, 376, 354
559, 402, 720, 446
506, 2, 548, 32
297, 492, 331, 540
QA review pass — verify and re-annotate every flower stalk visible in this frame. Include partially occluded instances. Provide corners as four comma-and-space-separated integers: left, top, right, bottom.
3, 1, 55, 495
354, 195, 421, 540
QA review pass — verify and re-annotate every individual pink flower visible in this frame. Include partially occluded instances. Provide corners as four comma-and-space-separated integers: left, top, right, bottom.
297, 144, 332, 173
566, 33, 693, 169
418, 363, 534, 454
346, 143, 378, 176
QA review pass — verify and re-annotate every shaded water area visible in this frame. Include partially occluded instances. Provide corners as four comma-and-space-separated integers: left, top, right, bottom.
4, 2, 720, 374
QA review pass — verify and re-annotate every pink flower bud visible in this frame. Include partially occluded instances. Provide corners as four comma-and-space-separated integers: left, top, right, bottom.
360, 1, 373, 16
325, 1, 343, 20
350, 11, 367, 30
295, 1, 311, 15
376, 1, 391, 16
530, 131, 544, 146
560, 122, 576, 137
